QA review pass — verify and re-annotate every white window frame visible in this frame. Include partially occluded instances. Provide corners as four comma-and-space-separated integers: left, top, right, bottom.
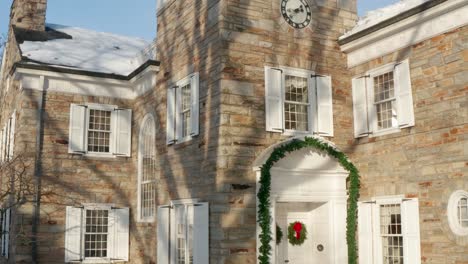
358, 195, 421, 264
68, 103, 132, 158
447, 190, 468, 236
137, 114, 157, 222
65, 203, 129, 263
166, 73, 200, 145
352, 59, 414, 138
157, 199, 209, 264
264, 66, 334, 137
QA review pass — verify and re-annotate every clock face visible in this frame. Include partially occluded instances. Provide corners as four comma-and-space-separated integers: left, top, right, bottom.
280, 0, 312, 29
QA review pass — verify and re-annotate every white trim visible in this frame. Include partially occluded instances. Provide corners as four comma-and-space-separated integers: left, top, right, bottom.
341, 0, 468, 67
447, 190, 468, 236
12, 67, 158, 100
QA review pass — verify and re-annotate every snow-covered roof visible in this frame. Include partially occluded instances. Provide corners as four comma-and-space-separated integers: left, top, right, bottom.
340, 0, 431, 40
19, 24, 154, 76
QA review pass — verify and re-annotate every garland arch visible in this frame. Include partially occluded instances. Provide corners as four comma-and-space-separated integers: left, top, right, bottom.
257, 137, 360, 264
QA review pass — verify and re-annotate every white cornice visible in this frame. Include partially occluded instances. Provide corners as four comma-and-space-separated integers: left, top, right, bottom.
12, 67, 157, 100
341, 0, 468, 67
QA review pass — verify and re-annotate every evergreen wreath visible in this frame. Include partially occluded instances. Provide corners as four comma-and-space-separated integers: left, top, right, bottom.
276, 224, 283, 245
257, 137, 360, 264
287, 221, 307, 246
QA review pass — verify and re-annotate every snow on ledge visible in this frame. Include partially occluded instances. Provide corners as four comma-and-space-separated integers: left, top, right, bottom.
20, 24, 153, 76
340, 0, 431, 40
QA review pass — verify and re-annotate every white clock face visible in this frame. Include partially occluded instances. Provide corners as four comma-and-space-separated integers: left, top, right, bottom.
280, 0, 312, 29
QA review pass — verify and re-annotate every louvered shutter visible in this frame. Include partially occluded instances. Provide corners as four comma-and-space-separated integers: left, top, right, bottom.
265, 68, 284, 132
112, 207, 130, 261
358, 202, 373, 264
68, 104, 87, 154
352, 77, 370, 138
190, 73, 200, 137
366, 77, 377, 133
2, 208, 10, 258
402, 199, 421, 264
8, 112, 16, 160
113, 109, 132, 157
395, 60, 415, 128
157, 206, 171, 264
65, 206, 83, 263
193, 203, 209, 264
166, 88, 176, 145
314, 75, 334, 136
175, 86, 183, 141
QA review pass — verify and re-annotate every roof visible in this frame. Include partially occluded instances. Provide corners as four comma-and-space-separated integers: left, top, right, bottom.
339, 0, 446, 43
17, 24, 156, 77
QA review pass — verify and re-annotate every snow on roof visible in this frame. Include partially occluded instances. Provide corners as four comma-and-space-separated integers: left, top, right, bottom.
340, 0, 431, 40
19, 24, 153, 76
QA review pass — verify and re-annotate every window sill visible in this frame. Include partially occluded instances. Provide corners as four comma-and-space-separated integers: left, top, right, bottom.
282, 130, 312, 137
175, 136, 193, 145
75, 258, 125, 264
369, 127, 401, 138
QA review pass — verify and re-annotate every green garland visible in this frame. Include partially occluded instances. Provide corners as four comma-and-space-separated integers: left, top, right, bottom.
276, 224, 283, 245
257, 137, 360, 264
287, 222, 307, 246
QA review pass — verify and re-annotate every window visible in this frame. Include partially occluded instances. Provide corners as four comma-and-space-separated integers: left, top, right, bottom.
68, 104, 132, 157
138, 114, 157, 222
0, 208, 11, 259
157, 200, 208, 264
65, 204, 129, 263
0, 111, 16, 163
358, 197, 421, 264
265, 66, 333, 136
447, 190, 468, 236
166, 73, 199, 145
352, 59, 414, 138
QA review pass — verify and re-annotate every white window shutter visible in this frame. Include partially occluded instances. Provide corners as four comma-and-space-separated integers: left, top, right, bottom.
315, 75, 334, 136
112, 207, 130, 261
114, 109, 132, 157
2, 208, 10, 258
358, 202, 373, 264
395, 60, 415, 128
0, 129, 3, 162
402, 199, 421, 264
65, 206, 83, 263
8, 112, 16, 160
68, 104, 87, 154
175, 87, 183, 141
157, 206, 171, 264
190, 73, 200, 137
265, 68, 284, 132
166, 88, 176, 145
193, 202, 209, 264
352, 77, 370, 138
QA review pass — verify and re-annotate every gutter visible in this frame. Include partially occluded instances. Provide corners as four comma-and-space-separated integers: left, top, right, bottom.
31, 75, 45, 263
10, 59, 160, 81
338, 0, 447, 45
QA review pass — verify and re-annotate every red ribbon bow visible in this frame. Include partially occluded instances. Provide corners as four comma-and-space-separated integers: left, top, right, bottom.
293, 222, 302, 239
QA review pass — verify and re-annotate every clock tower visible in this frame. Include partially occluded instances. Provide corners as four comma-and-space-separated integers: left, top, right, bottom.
154, 0, 357, 263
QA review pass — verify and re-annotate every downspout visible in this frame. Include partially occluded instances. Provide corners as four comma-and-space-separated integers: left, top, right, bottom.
31, 75, 45, 263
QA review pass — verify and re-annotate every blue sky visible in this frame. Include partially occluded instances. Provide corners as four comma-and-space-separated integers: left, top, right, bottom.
1, 0, 399, 42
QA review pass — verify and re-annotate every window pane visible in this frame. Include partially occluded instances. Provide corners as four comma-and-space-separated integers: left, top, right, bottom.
285, 75, 308, 103
140, 117, 157, 219
374, 72, 397, 130
181, 84, 192, 138
84, 209, 109, 258
284, 103, 308, 131
380, 204, 404, 264
458, 197, 468, 227
87, 109, 112, 153
284, 75, 309, 132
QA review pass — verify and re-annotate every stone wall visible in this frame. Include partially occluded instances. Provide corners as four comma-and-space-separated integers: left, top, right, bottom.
347, 26, 468, 264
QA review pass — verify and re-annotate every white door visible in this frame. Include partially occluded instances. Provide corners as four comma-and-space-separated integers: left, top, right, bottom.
276, 202, 331, 264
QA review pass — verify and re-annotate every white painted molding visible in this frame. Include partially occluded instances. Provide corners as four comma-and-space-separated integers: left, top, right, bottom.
341, 0, 468, 67
13, 67, 157, 100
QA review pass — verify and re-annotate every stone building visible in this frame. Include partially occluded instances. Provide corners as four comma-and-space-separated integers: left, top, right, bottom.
0, 0, 466, 263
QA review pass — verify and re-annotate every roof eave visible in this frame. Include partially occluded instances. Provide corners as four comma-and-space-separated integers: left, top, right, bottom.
338, 0, 447, 45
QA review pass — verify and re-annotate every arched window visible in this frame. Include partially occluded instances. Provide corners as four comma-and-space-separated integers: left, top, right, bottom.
138, 114, 157, 222
448, 190, 468, 236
